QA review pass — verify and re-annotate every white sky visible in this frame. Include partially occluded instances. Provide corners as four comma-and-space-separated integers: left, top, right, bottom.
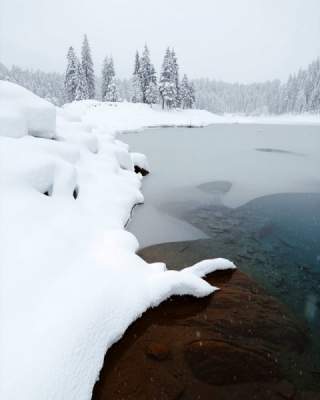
1, 0, 320, 83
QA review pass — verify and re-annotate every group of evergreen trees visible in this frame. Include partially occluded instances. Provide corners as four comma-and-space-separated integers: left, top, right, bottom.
64, 37, 195, 109
0, 62, 64, 105
132, 46, 158, 105
131, 45, 194, 109
2, 36, 320, 114
65, 35, 95, 102
194, 58, 320, 114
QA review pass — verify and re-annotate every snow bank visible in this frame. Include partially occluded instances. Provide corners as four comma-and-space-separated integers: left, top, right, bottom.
62, 100, 218, 134
0, 91, 235, 400
61, 100, 320, 137
218, 112, 320, 126
0, 80, 56, 138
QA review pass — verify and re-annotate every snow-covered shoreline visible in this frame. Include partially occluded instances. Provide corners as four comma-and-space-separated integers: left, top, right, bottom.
216, 112, 320, 126
0, 81, 237, 400
2, 80, 319, 399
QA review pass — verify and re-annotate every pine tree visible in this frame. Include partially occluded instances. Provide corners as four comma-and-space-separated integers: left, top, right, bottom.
145, 81, 158, 106
131, 51, 143, 103
81, 34, 95, 99
139, 45, 157, 104
189, 81, 195, 108
133, 50, 140, 75
64, 46, 78, 102
159, 47, 176, 109
101, 57, 109, 100
105, 76, 119, 102
180, 74, 195, 109
75, 59, 89, 100
180, 74, 189, 109
101, 56, 114, 100
171, 48, 180, 107
295, 88, 307, 113
101, 56, 118, 102
309, 60, 320, 112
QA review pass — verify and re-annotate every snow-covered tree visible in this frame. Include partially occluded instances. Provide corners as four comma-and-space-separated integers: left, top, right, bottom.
65, 46, 78, 102
104, 76, 119, 102
131, 51, 143, 103
171, 48, 181, 107
75, 60, 89, 100
295, 87, 307, 113
101, 56, 118, 102
145, 81, 158, 106
139, 45, 157, 104
81, 34, 95, 99
159, 47, 177, 109
101, 56, 115, 100
180, 74, 195, 109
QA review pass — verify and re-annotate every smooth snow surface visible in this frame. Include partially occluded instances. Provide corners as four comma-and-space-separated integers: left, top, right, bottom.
0, 84, 236, 400
0, 80, 56, 138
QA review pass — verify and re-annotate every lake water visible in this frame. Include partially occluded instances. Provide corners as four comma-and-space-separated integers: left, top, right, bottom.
120, 124, 320, 382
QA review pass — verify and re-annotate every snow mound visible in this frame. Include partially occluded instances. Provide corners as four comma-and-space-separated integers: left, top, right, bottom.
0, 93, 235, 400
131, 152, 150, 172
0, 80, 56, 138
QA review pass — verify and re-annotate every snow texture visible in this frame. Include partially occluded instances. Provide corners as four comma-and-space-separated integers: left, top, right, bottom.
0, 80, 56, 138
0, 82, 235, 400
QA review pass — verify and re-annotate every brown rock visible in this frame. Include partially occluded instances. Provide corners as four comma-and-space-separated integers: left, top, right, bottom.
185, 339, 279, 385
92, 242, 313, 400
275, 380, 296, 399
146, 342, 170, 361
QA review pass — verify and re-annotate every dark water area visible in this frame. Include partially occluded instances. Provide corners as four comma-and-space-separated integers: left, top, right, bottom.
101, 124, 320, 398
172, 192, 320, 337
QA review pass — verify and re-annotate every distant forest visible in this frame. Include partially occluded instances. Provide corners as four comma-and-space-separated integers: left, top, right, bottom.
194, 58, 320, 114
1, 50, 319, 114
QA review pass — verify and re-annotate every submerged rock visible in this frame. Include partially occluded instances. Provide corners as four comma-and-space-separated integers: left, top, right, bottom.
134, 165, 149, 176
92, 241, 315, 400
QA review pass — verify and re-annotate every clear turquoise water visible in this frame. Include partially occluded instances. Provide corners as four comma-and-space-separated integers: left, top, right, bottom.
121, 124, 320, 375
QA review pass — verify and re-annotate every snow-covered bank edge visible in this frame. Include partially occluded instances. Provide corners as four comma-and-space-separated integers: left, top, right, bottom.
215, 112, 320, 126
0, 82, 236, 400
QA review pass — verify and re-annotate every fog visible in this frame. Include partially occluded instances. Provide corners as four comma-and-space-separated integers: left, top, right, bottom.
1, 0, 320, 82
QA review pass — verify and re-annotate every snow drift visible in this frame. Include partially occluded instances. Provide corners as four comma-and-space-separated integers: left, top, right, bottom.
0, 83, 235, 400
0, 80, 56, 138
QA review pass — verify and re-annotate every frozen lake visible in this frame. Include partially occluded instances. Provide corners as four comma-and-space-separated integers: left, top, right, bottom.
121, 124, 320, 351
120, 123, 320, 248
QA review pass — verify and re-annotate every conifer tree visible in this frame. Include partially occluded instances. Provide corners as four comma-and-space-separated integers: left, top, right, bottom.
145, 81, 158, 106
188, 81, 195, 109
64, 46, 78, 102
159, 47, 176, 109
101, 56, 118, 101
310, 61, 320, 112
171, 48, 181, 107
104, 76, 119, 102
131, 51, 143, 103
134, 50, 140, 76
295, 87, 307, 113
81, 34, 95, 99
139, 45, 157, 104
180, 74, 195, 109
75, 59, 89, 100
